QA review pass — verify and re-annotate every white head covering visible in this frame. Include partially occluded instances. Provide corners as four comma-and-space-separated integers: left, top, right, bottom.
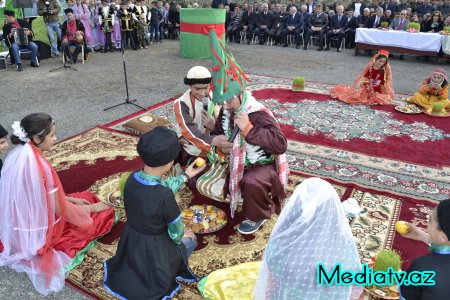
0, 142, 91, 295
253, 178, 362, 300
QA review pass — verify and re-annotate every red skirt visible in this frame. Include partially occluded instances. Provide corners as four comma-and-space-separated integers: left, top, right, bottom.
0, 191, 115, 258
331, 84, 392, 105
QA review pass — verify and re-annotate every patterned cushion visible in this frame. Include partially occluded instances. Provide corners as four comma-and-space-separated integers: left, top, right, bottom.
122, 113, 172, 135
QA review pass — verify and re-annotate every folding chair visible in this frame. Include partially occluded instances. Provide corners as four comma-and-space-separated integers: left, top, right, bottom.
329, 36, 345, 51
62, 43, 85, 64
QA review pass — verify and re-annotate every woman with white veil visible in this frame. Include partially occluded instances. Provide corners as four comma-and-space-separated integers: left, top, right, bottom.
253, 177, 362, 299
199, 178, 363, 300
0, 113, 113, 296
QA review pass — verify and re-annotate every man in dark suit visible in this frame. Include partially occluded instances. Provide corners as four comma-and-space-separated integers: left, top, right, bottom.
269, 4, 289, 45
168, 4, 181, 39
242, 5, 258, 44
389, 9, 409, 30
358, 7, 370, 27
300, 4, 310, 26
365, 7, 386, 28
417, 0, 434, 16
345, 9, 358, 48
386, 0, 398, 13
303, 4, 328, 50
282, 6, 303, 48
325, 5, 347, 52
286, 0, 298, 11
397, 0, 411, 12
305, 0, 315, 14
348, 0, 365, 17
255, 3, 272, 45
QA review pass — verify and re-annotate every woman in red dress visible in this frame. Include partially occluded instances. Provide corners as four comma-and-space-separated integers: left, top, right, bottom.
331, 50, 395, 105
0, 113, 114, 295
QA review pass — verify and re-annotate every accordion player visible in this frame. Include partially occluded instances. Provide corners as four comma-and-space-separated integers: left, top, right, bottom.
12, 28, 29, 46
2, 9, 39, 71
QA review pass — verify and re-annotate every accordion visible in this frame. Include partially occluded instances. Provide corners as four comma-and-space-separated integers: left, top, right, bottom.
12, 28, 29, 46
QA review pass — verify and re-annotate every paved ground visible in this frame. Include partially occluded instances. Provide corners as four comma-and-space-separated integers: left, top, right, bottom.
0, 40, 447, 299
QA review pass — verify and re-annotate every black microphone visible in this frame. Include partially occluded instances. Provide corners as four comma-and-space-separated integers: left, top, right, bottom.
202, 97, 209, 111
228, 126, 240, 143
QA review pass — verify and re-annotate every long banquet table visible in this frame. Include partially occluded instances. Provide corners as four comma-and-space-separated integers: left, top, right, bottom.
355, 28, 444, 58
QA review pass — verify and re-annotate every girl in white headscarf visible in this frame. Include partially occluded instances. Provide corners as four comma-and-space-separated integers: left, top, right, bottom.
199, 178, 363, 300
0, 113, 113, 296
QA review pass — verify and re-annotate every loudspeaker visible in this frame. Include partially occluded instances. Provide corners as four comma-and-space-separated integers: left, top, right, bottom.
0, 57, 7, 71
13, 0, 33, 8
35, 40, 52, 60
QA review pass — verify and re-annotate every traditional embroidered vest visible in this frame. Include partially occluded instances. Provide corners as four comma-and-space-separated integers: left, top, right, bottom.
174, 89, 217, 156
100, 6, 113, 32
120, 8, 133, 31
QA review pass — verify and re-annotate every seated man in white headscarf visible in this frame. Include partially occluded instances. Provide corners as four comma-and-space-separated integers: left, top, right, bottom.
198, 178, 363, 300
173, 66, 230, 166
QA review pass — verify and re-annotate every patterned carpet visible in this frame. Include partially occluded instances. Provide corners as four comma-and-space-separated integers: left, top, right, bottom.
105, 75, 450, 203
42, 75, 449, 299
45, 126, 437, 300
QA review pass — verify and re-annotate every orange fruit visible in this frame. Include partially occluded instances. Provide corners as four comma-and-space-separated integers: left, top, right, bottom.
195, 158, 206, 167
395, 221, 409, 235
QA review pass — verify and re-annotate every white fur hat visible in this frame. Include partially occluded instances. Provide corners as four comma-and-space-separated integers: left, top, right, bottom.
184, 66, 212, 85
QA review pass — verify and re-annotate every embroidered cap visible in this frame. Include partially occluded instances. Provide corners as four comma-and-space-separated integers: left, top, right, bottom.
184, 66, 212, 85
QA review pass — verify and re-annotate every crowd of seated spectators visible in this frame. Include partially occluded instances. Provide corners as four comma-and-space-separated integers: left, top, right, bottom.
212, 0, 450, 51
2, 0, 449, 61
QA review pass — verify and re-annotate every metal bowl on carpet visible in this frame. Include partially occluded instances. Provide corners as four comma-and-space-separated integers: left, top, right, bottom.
108, 191, 125, 208
394, 103, 423, 114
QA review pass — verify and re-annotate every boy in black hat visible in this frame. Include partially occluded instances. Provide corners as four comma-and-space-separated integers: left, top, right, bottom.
61, 8, 86, 64
104, 126, 205, 299
2, 10, 39, 71
399, 199, 450, 300
0, 124, 9, 176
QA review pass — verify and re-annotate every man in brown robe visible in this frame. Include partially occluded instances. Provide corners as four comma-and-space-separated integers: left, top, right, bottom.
210, 91, 288, 234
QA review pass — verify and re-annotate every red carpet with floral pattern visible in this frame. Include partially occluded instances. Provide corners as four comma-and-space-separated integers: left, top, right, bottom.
26, 74, 444, 299
46, 130, 435, 299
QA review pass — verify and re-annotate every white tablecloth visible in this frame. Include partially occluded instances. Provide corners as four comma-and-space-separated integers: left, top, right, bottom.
442, 35, 450, 55
355, 28, 443, 52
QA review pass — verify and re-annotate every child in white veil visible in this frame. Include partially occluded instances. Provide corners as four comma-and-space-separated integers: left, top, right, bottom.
198, 178, 363, 300
0, 113, 112, 295
253, 177, 362, 300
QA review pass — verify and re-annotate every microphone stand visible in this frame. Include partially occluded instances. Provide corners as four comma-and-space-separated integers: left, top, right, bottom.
104, 34, 146, 111
49, 49, 78, 72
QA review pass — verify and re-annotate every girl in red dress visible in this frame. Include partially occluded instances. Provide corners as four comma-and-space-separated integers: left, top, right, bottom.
331, 50, 395, 105
0, 113, 114, 295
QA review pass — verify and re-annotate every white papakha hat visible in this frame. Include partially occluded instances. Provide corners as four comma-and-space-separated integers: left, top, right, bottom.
184, 66, 212, 85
